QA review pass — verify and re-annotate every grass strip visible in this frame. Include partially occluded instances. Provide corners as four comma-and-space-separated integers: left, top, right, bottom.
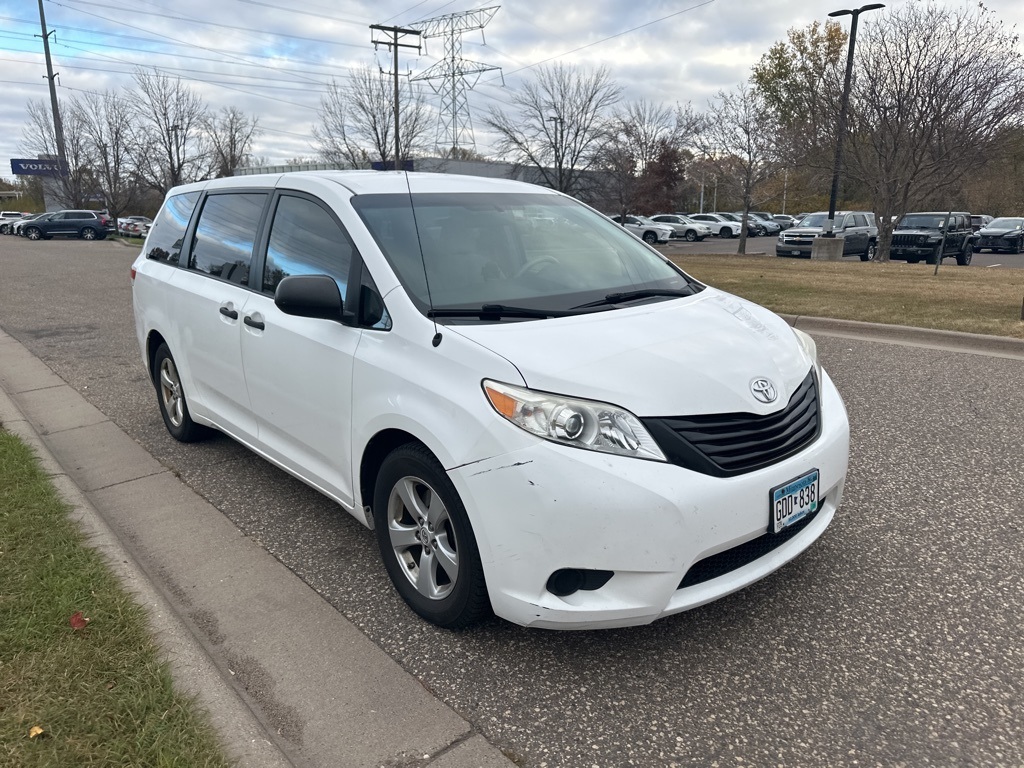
669, 254, 1024, 339
0, 429, 232, 767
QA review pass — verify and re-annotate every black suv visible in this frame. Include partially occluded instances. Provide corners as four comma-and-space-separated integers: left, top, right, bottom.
22, 210, 114, 241
889, 212, 973, 265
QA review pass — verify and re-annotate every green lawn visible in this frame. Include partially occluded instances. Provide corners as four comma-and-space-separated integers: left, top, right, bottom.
0, 429, 232, 767
669, 254, 1024, 339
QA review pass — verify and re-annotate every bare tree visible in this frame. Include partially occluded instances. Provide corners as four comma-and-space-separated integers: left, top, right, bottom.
71, 90, 142, 222
483, 63, 621, 198
204, 106, 260, 178
697, 84, 780, 254
19, 98, 94, 209
313, 66, 430, 168
131, 69, 209, 194
843, 4, 1024, 260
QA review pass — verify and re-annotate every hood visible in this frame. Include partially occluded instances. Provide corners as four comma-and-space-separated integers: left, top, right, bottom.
978, 227, 1021, 236
449, 289, 811, 417
784, 226, 824, 236
893, 228, 941, 237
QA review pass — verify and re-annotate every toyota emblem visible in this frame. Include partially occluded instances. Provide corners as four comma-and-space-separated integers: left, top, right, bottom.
750, 378, 778, 404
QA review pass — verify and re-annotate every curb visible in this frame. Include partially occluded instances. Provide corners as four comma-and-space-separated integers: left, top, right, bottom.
0, 384, 295, 768
780, 314, 1024, 359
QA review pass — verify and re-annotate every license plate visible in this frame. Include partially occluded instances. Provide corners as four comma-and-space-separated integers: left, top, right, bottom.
769, 469, 820, 533
790, 250, 801, 255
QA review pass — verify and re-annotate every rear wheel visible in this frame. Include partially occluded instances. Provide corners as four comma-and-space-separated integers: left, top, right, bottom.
81, 227, 97, 240
373, 444, 490, 629
1014, 237, 1023, 255
153, 343, 210, 442
684, 229, 697, 242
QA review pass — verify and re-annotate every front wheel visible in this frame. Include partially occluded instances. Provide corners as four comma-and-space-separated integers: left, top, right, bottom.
153, 343, 210, 442
927, 246, 942, 265
373, 444, 490, 629
861, 241, 876, 261
720, 226, 732, 238
25, 227, 41, 240
642, 231, 658, 244
956, 247, 972, 266
684, 230, 697, 242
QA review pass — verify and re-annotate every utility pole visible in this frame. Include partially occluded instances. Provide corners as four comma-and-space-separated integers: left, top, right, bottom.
370, 24, 421, 170
36, 0, 67, 173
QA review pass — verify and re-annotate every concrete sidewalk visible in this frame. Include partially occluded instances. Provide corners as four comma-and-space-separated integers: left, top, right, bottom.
0, 327, 513, 768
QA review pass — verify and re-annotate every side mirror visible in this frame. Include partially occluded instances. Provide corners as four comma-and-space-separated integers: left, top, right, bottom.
275, 274, 347, 322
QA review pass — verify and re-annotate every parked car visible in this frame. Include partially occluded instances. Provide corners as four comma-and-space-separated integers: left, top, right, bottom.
688, 213, 742, 238
649, 214, 712, 241
776, 210, 878, 260
0, 212, 41, 234
772, 214, 800, 230
970, 214, 993, 232
889, 212, 974, 265
741, 212, 781, 235
12, 212, 54, 235
118, 215, 153, 238
714, 212, 762, 237
973, 217, 1024, 254
0, 210, 28, 222
131, 171, 850, 630
608, 215, 673, 244
22, 209, 115, 241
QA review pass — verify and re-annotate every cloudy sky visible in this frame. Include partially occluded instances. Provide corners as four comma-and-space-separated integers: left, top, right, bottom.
1, 0, 1022, 182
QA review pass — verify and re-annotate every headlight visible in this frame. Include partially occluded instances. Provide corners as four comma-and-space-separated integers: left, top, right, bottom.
792, 328, 821, 382
483, 380, 666, 461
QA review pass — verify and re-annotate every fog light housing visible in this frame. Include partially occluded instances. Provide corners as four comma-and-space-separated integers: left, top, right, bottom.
546, 568, 614, 597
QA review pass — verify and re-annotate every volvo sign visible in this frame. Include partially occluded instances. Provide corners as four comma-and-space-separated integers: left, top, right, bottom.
10, 159, 67, 176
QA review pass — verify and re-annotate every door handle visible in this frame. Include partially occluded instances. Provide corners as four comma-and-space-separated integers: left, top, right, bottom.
244, 315, 265, 331
219, 306, 238, 320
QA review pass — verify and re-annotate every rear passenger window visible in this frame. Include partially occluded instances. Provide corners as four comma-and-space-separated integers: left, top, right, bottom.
146, 191, 200, 264
852, 214, 868, 227
263, 195, 353, 300
190, 193, 267, 285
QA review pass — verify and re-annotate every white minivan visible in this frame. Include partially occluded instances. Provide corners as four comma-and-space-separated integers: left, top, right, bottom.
131, 171, 849, 630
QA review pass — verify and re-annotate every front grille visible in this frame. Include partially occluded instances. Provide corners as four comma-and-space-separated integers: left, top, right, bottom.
891, 233, 924, 247
677, 500, 825, 589
642, 370, 820, 478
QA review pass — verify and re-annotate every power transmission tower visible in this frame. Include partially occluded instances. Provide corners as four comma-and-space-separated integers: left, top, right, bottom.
370, 24, 421, 169
411, 7, 502, 156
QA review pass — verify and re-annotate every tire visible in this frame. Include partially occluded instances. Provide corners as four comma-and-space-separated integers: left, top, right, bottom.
153, 343, 210, 442
684, 229, 697, 242
956, 247, 972, 266
1015, 238, 1023, 255
0, 224, 8, 235
373, 444, 490, 629
906, 256, 920, 264
25, 227, 41, 240
720, 226, 732, 238
80, 227, 97, 240
861, 241, 876, 262
642, 231, 658, 244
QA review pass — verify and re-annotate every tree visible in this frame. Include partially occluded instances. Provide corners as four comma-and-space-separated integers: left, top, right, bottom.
483, 63, 621, 199
131, 69, 209, 194
843, 3, 1024, 260
696, 84, 780, 254
19, 98, 94, 209
71, 90, 142, 223
204, 106, 260, 178
313, 66, 430, 168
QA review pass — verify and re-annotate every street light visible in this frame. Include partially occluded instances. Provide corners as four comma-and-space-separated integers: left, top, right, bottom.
821, 3, 884, 238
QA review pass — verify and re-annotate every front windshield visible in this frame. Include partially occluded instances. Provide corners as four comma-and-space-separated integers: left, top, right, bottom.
716, 213, 739, 222
988, 217, 1024, 229
352, 192, 700, 317
897, 214, 947, 229
797, 213, 829, 228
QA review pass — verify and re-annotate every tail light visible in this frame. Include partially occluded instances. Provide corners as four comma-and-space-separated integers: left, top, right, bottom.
130, 266, 136, 283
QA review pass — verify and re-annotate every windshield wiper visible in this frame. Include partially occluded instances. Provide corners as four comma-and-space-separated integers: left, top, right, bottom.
427, 304, 595, 319
571, 287, 695, 310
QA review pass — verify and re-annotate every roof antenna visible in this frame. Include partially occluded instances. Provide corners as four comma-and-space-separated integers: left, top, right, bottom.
403, 171, 441, 347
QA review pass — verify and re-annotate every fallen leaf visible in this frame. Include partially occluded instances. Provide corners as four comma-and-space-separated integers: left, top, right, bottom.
106, 680, 116, 690
28, 726, 44, 739
69, 611, 90, 631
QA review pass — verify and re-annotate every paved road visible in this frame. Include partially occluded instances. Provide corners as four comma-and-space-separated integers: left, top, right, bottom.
2, 237, 1022, 766
661, 234, 1024, 268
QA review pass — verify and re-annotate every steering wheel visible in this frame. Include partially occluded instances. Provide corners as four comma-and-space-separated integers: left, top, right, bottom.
513, 255, 560, 279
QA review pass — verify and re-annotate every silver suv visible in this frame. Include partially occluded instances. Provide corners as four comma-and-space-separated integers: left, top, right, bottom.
776, 211, 878, 260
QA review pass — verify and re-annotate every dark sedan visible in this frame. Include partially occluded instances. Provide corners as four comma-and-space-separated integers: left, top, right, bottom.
973, 217, 1024, 254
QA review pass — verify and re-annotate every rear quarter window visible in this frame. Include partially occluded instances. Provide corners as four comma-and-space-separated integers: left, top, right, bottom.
146, 191, 201, 264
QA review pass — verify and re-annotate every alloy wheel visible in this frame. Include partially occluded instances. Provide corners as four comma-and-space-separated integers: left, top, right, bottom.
159, 356, 185, 428
386, 475, 460, 600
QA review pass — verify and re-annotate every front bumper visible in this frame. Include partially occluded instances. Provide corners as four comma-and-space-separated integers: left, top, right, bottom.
448, 370, 850, 629
776, 243, 812, 257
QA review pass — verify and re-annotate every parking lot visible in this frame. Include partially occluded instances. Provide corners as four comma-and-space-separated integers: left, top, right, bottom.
1, 237, 1022, 766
